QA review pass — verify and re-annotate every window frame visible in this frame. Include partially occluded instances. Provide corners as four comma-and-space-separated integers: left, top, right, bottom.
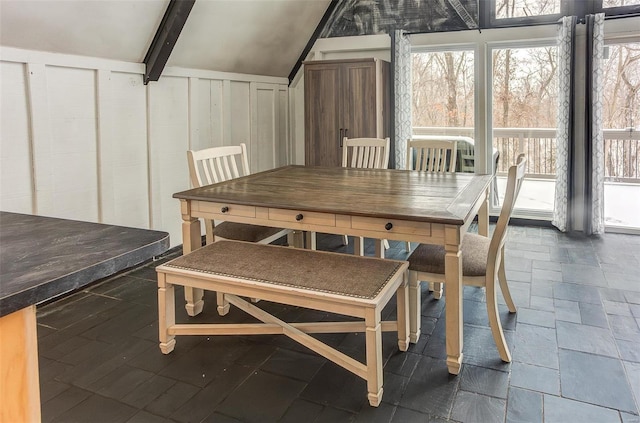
485, 0, 640, 30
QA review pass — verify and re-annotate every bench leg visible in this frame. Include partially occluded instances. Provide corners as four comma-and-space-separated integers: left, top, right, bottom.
408, 271, 421, 343
217, 292, 230, 316
396, 273, 410, 351
365, 309, 383, 407
158, 273, 176, 354
184, 287, 204, 316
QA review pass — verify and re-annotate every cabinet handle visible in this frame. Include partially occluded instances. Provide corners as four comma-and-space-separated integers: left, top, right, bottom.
221, 206, 229, 213
295, 214, 304, 221
385, 222, 393, 231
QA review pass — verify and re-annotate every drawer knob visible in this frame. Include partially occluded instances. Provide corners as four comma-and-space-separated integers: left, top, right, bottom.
295, 214, 304, 221
221, 206, 229, 213
385, 222, 393, 231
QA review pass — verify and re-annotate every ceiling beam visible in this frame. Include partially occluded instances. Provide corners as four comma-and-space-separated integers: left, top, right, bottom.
288, 0, 339, 85
143, 0, 195, 84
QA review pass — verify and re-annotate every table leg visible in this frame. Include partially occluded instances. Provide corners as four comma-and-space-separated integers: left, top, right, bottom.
181, 204, 204, 317
444, 239, 463, 375
0, 306, 41, 423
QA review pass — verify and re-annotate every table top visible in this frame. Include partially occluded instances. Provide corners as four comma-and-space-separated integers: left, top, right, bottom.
173, 165, 492, 226
0, 212, 170, 317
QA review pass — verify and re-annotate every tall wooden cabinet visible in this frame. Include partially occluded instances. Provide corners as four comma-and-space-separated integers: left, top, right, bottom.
303, 58, 390, 167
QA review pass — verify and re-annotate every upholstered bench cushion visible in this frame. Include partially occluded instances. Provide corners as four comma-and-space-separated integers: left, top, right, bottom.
163, 241, 405, 300
213, 222, 285, 243
407, 233, 489, 277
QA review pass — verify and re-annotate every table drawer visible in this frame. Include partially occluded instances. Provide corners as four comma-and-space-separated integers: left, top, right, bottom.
197, 202, 256, 218
351, 217, 431, 237
268, 209, 336, 227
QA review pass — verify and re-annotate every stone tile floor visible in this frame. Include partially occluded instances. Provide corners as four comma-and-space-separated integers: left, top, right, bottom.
36, 226, 640, 422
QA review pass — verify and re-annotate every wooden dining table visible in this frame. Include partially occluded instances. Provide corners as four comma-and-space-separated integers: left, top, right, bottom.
173, 165, 492, 375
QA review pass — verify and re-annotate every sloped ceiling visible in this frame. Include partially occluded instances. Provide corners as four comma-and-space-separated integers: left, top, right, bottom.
0, 0, 331, 78
0, 0, 168, 63
170, 1, 330, 77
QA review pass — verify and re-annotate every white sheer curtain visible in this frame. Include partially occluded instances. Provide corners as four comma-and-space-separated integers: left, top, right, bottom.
552, 16, 576, 232
585, 13, 605, 235
393, 30, 412, 170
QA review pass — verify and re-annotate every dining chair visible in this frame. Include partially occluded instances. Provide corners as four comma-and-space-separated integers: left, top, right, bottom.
406, 138, 458, 173
344, 137, 390, 255
342, 136, 390, 169
187, 143, 295, 312
187, 143, 293, 246
403, 137, 459, 252
406, 153, 526, 362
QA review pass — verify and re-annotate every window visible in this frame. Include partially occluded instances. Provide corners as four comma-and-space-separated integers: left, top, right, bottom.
495, 0, 561, 19
603, 0, 640, 8
491, 44, 558, 215
602, 41, 640, 229
412, 48, 476, 172
412, 50, 475, 129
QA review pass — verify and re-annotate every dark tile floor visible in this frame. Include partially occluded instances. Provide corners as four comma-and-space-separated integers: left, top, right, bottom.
36, 226, 640, 423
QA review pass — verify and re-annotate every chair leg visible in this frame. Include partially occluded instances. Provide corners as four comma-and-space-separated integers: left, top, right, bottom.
374, 239, 385, 258
343, 234, 349, 245
305, 232, 317, 250
404, 241, 411, 252
498, 249, 516, 313
204, 219, 214, 245
408, 271, 421, 343
428, 282, 443, 300
353, 236, 364, 256
383, 239, 390, 250
486, 274, 511, 362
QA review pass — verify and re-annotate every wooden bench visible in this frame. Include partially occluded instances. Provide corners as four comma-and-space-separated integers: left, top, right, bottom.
156, 240, 410, 407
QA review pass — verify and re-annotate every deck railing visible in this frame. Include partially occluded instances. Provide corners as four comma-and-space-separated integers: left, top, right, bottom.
413, 126, 640, 183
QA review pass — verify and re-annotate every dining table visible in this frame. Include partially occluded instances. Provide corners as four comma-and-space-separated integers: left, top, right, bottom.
173, 165, 492, 375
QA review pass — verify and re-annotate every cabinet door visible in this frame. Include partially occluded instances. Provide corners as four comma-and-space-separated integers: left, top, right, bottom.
341, 61, 378, 139
304, 63, 341, 166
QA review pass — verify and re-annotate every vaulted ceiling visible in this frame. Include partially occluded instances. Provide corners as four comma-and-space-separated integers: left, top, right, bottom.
0, 0, 332, 78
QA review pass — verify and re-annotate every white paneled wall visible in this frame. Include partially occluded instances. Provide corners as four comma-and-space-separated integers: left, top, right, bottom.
0, 48, 289, 247
0, 62, 32, 213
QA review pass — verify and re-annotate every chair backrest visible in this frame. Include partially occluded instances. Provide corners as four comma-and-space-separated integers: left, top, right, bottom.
342, 137, 390, 169
406, 139, 458, 172
488, 153, 527, 272
187, 144, 251, 187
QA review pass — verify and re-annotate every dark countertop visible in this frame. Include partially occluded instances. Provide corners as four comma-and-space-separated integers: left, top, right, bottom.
0, 212, 170, 317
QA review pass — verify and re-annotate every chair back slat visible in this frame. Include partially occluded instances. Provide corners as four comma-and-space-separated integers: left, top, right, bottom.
342, 137, 390, 170
407, 139, 457, 173
187, 144, 251, 188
